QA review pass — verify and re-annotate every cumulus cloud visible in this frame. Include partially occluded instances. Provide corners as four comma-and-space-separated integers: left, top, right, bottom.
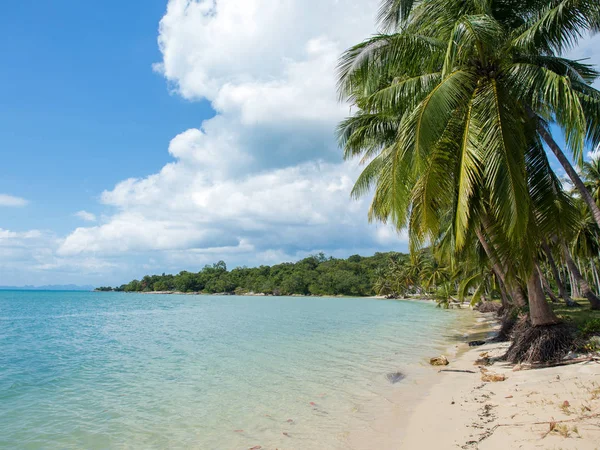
0, 194, 28, 207
75, 210, 97, 222
0, 226, 130, 285
57, 0, 408, 272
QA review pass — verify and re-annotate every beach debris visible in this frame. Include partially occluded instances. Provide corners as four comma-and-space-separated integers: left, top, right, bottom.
481, 371, 506, 382
512, 364, 522, 371
430, 355, 449, 366
249, 446, 262, 450
474, 356, 492, 366
386, 371, 406, 383
309, 402, 316, 406
439, 369, 476, 374
282, 432, 290, 437
469, 340, 486, 347
234, 429, 244, 433
286, 419, 294, 423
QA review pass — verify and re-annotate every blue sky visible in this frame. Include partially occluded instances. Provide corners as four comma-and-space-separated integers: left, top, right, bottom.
1, 0, 599, 287
1, 0, 212, 233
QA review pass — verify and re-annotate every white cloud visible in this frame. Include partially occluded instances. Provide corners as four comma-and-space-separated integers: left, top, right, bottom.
74, 210, 97, 222
566, 33, 600, 88
57, 0, 406, 270
0, 194, 28, 207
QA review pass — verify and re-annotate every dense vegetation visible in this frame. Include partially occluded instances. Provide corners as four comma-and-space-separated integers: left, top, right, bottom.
338, 0, 600, 362
97, 252, 408, 296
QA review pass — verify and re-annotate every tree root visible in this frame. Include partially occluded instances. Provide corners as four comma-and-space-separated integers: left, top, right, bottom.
490, 310, 518, 343
504, 320, 574, 364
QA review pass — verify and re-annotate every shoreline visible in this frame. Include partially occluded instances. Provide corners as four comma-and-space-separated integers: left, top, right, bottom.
96, 290, 452, 303
343, 309, 493, 449
395, 314, 600, 449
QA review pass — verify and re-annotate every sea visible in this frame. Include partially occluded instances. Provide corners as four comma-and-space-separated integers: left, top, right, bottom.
0, 291, 474, 449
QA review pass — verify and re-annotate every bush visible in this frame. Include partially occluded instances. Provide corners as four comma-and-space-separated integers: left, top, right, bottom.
580, 318, 600, 336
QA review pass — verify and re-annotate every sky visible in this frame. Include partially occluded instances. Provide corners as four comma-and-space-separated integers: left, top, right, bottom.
1, 0, 599, 287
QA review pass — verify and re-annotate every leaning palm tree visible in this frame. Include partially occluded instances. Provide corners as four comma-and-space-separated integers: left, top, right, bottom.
337, 1, 600, 364
372, 0, 600, 226
338, 4, 590, 326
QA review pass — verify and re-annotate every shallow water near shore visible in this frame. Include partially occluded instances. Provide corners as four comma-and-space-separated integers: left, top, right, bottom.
0, 291, 475, 449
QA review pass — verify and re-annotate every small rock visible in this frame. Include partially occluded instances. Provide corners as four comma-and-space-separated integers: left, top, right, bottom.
430, 355, 449, 366
386, 372, 406, 384
512, 364, 522, 371
481, 372, 506, 382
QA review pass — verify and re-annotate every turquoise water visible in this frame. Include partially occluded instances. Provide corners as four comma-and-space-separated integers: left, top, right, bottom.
0, 291, 470, 449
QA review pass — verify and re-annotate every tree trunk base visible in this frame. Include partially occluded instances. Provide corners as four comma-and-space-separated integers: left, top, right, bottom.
491, 309, 519, 342
504, 319, 574, 364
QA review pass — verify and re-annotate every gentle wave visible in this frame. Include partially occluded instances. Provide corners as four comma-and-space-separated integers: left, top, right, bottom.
0, 291, 471, 449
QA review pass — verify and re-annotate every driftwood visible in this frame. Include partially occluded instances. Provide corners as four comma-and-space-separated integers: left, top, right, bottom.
438, 369, 476, 374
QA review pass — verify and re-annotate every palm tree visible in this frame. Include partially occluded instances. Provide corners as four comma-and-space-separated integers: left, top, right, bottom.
583, 154, 600, 205
373, 0, 600, 229
337, 0, 600, 326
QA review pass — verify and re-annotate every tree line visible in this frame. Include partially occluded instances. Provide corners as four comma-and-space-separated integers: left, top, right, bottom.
96, 252, 407, 297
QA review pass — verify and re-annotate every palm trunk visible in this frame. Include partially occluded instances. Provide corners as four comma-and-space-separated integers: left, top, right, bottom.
568, 269, 579, 298
538, 126, 600, 229
527, 269, 560, 326
537, 264, 559, 303
541, 242, 576, 306
497, 277, 510, 310
475, 227, 526, 307
592, 260, 600, 293
562, 243, 600, 310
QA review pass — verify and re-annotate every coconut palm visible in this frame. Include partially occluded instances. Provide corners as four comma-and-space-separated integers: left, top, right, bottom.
377, 0, 600, 225
582, 154, 600, 205
337, 0, 600, 325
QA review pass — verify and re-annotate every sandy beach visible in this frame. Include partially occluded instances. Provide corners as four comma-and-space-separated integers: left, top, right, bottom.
398, 324, 600, 449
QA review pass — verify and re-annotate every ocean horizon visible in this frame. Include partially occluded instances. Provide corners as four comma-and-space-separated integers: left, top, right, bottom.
0, 290, 472, 449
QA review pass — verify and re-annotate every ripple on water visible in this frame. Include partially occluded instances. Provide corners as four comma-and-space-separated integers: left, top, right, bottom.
0, 291, 473, 449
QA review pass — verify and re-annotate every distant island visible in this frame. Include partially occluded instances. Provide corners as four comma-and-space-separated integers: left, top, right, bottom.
0, 284, 95, 291
96, 252, 407, 297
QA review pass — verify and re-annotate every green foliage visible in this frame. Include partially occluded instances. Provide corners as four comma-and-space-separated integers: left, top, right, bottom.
94, 286, 114, 292
107, 252, 402, 297
337, 0, 600, 292
580, 319, 600, 336
553, 304, 600, 329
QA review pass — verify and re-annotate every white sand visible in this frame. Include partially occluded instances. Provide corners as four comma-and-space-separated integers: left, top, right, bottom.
400, 341, 600, 449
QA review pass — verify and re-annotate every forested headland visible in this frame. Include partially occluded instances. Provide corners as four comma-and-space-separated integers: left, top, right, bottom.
96, 252, 409, 296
